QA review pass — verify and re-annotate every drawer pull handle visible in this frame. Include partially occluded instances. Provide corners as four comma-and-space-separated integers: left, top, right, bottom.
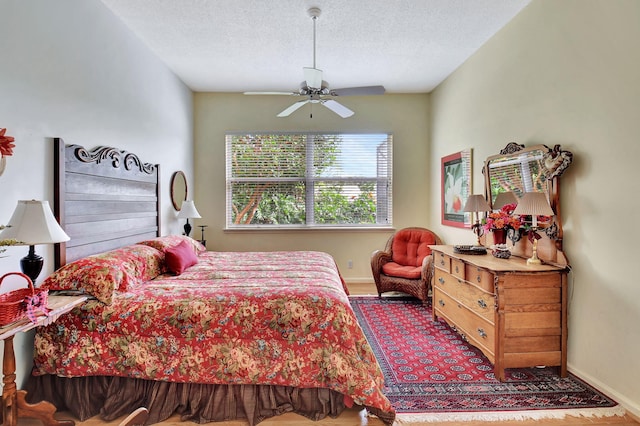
438, 277, 445, 284
455, 265, 460, 273
477, 299, 487, 309
477, 328, 487, 338
438, 299, 445, 307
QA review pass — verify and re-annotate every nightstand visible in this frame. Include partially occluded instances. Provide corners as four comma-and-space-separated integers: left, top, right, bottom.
1, 295, 87, 426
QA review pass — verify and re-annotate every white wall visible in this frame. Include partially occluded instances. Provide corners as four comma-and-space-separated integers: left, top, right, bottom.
194, 93, 431, 281
430, 0, 640, 416
0, 0, 194, 387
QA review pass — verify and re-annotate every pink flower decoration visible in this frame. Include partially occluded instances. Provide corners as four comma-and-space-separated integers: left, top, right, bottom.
483, 203, 523, 232
0, 128, 16, 157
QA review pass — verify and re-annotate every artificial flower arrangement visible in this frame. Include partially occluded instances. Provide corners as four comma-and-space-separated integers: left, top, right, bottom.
1, 128, 18, 254
483, 203, 523, 232
1, 127, 16, 177
0, 225, 20, 258
483, 202, 553, 245
0, 128, 15, 157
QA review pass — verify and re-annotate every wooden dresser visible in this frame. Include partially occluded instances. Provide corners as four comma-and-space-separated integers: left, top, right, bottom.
430, 245, 569, 381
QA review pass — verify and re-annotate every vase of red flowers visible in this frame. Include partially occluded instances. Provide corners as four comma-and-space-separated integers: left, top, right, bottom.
491, 228, 507, 245
483, 203, 523, 245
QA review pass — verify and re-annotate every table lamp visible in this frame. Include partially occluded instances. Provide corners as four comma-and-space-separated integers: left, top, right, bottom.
492, 191, 518, 210
512, 192, 554, 265
0, 200, 70, 282
177, 200, 201, 237
463, 195, 490, 246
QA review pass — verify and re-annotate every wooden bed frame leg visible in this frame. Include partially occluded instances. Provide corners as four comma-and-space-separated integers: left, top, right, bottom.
17, 390, 75, 426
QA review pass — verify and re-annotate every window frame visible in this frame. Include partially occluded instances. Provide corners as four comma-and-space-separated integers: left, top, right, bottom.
225, 132, 393, 230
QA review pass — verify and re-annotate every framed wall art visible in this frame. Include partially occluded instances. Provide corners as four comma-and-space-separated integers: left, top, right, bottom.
441, 149, 472, 228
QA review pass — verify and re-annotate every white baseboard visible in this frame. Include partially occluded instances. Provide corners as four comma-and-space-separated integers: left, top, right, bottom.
344, 277, 375, 284
568, 363, 640, 419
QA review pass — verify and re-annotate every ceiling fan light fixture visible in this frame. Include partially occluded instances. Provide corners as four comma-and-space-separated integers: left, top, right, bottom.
244, 6, 385, 118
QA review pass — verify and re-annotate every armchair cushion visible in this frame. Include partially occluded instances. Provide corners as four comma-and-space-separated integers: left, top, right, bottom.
390, 228, 438, 268
382, 262, 421, 279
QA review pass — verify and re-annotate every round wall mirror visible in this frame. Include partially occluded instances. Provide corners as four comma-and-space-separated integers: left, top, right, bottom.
170, 171, 188, 211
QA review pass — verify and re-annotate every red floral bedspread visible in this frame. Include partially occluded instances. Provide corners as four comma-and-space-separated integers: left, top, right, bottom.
33, 251, 393, 417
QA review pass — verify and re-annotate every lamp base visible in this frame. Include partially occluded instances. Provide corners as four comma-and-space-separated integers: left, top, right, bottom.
526, 256, 542, 265
472, 221, 484, 247
183, 219, 192, 237
526, 235, 542, 265
21, 245, 44, 283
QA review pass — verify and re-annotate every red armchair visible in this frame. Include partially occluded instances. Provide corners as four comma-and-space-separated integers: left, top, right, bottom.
371, 227, 442, 302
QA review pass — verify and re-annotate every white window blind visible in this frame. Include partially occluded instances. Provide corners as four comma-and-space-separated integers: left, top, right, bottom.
226, 133, 392, 228
488, 151, 546, 203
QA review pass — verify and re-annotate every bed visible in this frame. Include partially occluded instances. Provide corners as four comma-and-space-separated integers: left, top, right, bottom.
25, 140, 395, 425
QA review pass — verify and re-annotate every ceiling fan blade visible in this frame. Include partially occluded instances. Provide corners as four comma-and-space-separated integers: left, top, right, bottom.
277, 99, 310, 117
330, 85, 386, 96
303, 67, 323, 89
322, 99, 354, 118
244, 91, 297, 96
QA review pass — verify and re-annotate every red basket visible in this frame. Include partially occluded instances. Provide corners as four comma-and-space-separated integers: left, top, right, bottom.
0, 272, 48, 327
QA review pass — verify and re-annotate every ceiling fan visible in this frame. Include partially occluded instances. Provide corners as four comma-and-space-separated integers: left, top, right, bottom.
244, 7, 385, 118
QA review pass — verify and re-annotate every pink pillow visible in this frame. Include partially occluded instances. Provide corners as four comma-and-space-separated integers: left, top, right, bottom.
138, 235, 206, 254
165, 240, 198, 275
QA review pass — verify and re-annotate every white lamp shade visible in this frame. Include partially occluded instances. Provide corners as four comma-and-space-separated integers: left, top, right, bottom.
176, 200, 201, 219
463, 195, 490, 213
493, 191, 518, 210
512, 192, 554, 217
0, 200, 70, 245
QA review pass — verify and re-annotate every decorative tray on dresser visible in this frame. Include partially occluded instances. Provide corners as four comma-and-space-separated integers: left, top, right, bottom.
430, 245, 569, 382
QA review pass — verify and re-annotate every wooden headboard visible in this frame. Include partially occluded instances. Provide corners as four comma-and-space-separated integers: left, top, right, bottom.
54, 138, 161, 268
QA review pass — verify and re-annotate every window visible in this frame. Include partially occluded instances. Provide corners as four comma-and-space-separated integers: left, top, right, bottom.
226, 132, 393, 228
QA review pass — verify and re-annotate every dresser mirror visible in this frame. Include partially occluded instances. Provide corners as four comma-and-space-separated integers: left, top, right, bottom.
170, 170, 188, 211
482, 142, 573, 266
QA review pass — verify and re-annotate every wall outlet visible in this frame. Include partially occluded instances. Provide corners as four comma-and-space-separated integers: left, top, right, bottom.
347, 260, 353, 269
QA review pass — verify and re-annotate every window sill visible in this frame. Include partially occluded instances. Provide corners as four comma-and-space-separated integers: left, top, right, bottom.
224, 226, 395, 233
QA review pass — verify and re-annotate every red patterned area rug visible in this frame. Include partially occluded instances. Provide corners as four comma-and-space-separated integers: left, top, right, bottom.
350, 296, 623, 422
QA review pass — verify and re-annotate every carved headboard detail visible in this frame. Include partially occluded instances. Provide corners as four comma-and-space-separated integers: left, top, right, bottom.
54, 138, 160, 268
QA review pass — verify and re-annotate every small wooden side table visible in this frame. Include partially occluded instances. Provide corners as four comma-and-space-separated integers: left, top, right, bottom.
1, 295, 87, 426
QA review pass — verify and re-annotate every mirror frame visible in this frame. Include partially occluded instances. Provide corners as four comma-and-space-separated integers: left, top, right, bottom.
482, 142, 573, 266
170, 171, 188, 211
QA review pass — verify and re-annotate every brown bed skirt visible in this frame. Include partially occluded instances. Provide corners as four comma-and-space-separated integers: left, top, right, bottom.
25, 375, 394, 425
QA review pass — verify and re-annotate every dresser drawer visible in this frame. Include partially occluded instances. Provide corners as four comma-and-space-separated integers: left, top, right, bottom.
465, 264, 495, 292
433, 287, 456, 318
455, 283, 495, 323
433, 251, 451, 272
434, 269, 465, 299
451, 258, 465, 279
433, 289, 496, 358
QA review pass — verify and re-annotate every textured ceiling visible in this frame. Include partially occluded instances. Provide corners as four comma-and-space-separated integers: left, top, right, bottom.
100, 0, 531, 93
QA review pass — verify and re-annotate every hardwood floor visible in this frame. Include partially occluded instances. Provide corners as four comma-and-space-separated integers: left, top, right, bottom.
18, 408, 640, 426
19, 282, 638, 426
